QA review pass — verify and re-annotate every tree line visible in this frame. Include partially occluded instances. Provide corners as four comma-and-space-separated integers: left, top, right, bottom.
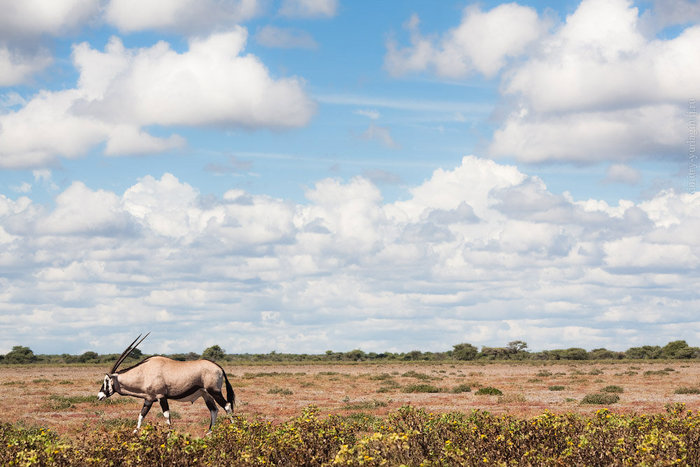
2, 340, 700, 364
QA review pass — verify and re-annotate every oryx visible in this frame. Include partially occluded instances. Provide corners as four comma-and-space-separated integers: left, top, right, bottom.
97, 333, 235, 433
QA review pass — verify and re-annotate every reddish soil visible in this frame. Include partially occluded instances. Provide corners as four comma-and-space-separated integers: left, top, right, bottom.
2, 361, 700, 437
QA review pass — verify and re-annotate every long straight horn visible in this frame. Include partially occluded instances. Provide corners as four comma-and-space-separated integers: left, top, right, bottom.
110, 332, 150, 373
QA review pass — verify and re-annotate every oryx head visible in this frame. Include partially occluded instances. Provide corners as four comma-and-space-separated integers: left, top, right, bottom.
97, 333, 149, 401
98, 374, 115, 400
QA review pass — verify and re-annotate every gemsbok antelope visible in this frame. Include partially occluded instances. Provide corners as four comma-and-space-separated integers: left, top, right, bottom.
97, 333, 235, 433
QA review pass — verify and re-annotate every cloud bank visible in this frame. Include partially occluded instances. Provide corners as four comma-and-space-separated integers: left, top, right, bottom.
1, 156, 698, 354
387, 0, 700, 164
0, 28, 315, 168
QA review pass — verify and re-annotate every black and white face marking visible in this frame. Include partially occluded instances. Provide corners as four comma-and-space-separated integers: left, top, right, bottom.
97, 374, 114, 400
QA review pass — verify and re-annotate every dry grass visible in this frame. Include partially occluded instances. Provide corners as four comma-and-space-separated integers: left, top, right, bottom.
2, 361, 700, 437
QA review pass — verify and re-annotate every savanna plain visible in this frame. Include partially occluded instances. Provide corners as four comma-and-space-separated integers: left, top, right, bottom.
3, 361, 700, 465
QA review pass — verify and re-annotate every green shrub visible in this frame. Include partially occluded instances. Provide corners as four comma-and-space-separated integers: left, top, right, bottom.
4, 407, 700, 465
401, 371, 432, 380
549, 385, 566, 391
343, 400, 387, 410
581, 393, 620, 404
268, 387, 293, 395
451, 384, 471, 393
369, 373, 393, 381
402, 383, 441, 393
475, 386, 503, 396
601, 385, 624, 393
674, 387, 700, 394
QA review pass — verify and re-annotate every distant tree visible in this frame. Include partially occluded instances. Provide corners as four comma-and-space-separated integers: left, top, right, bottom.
480, 346, 500, 359
345, 349, 366, 361
507, 340, 528, 353
170, 352, 201, 361
77, 351, 99, 363
561, 348, 588, 360
589, 348, 623, 360
202, 345, 226, 361
625, 345, 662, 359
4, 345, 37, 364
452, 343, 478, 361
544, 348, 588, 360
661, 340, 698, 359
403, 350, 423, 361
505, 341, 529, 360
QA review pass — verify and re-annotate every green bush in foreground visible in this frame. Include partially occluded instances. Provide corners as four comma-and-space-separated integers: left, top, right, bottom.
3, 405, 700, 465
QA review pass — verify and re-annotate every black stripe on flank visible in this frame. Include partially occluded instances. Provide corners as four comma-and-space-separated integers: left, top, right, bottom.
169, 386, 203, 400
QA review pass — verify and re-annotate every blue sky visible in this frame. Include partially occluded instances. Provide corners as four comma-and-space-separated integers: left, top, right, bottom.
0, 0, 699, 355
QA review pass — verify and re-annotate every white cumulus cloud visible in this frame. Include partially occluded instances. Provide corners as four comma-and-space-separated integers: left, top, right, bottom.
5, 156, 698, 353
385, 4, 544, 78
490, 0, 700, 163
0, 46, 53, 86
0, 29, 315, 168
104, 0, 262, 34
0, 0, 100, 85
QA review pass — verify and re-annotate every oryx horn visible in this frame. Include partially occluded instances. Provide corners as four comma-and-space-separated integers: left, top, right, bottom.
110, 332, 150, 374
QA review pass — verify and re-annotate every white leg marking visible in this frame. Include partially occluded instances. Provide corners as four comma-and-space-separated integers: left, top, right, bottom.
224, 403, 232, 413
133, 414, 144, 433
163, 410, 171, 426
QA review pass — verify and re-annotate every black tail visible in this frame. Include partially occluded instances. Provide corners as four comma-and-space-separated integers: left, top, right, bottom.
223, 371, 235, 410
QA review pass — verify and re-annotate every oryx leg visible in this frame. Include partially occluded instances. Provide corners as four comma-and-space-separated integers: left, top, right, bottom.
159, 398, 171, 427
208, 389, 231, 413
203, 395, 218, 433
135, 400, 153, 433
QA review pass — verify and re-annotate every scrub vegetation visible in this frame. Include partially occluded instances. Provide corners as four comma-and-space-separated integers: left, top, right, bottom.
3, 405, 700, 465
3, 340, 700, 365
